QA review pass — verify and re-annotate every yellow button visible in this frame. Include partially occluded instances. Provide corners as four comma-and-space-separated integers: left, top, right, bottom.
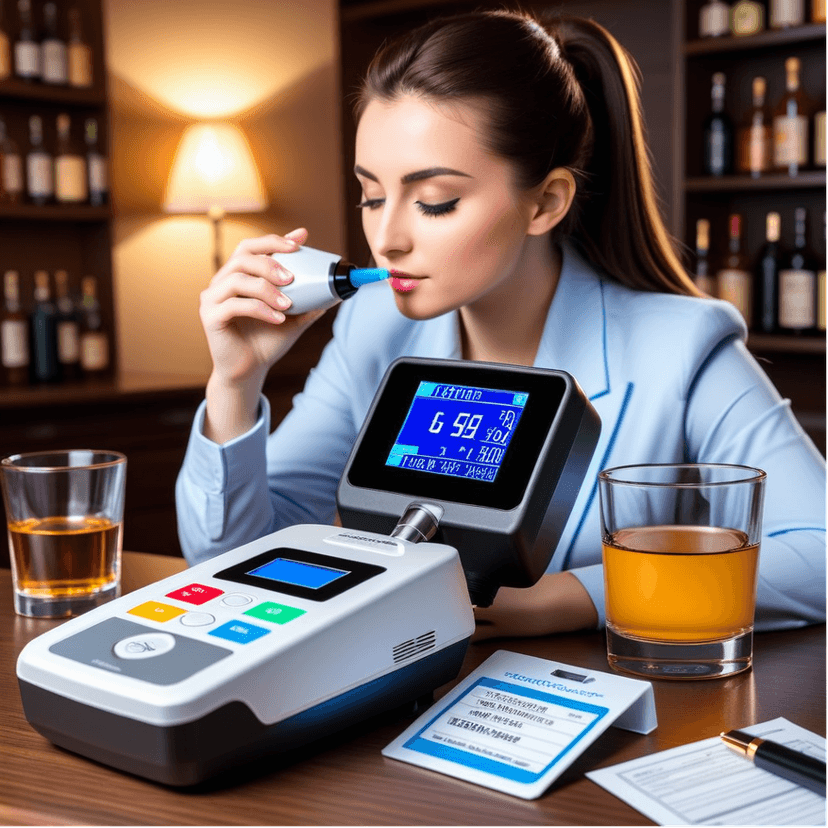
128, 601, 187, 622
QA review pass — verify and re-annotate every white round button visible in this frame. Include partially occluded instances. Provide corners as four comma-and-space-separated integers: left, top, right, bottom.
179, 611, 216, 627
113, 632, 176, 660
221, 593, 254, 607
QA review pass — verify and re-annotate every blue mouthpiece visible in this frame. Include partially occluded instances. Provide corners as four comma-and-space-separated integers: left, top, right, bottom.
349, 267, 390, 288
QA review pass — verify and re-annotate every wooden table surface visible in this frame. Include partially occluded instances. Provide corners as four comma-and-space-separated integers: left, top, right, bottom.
1, 553, 824, 826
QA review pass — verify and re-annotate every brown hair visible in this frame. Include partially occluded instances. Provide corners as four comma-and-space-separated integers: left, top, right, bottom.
356, 9, 700, 297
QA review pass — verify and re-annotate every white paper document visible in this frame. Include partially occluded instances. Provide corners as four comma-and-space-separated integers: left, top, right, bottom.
383, 650, 656, 800
587, 716, 826, 826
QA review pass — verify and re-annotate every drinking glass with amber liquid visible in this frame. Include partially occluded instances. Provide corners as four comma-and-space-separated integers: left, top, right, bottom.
599, 463, 765, 679
0, 450, 126, 618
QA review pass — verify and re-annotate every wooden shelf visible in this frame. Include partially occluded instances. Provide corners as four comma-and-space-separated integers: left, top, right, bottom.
0, 78, 106, 106
685, 22, 826, 55
685, 171, 826, 192
0, 203, 111, 221
748, 334, 826, 354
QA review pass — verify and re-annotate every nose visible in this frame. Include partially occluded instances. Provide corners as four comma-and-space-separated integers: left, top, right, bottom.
367, 200, 412, 262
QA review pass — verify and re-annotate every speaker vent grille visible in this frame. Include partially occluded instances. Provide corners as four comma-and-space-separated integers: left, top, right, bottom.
392, 631, 437, 663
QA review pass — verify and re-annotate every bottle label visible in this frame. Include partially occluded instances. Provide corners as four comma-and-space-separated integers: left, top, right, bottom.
779, 269, 816, 328
717, 269, 752, 323
818, 271, 826, 331
700, 4, 730, 36
41, 41, 68, 84
738, 125, 770, 173
57, 321, 80, 363
2, 154, 23, 194
88, 154, 107, 193
771, 0, 805, 26
81, 332, 108, 371
1, 320, 30, 368
56, 156, 88, 202
773, 116, 807, 167
815, 112, 826, 168
14, 42, 39, 78
27, 153, 54, 197
68, 45, 93, 88
0, 33, 11, 80
732, 3, 764, 35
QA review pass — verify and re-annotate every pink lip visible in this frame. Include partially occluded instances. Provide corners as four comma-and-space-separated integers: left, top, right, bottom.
389, 270, 420, 293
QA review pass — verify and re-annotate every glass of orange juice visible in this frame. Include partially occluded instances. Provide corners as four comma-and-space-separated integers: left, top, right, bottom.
0, 450, 126, 618
598, 463, 765, 680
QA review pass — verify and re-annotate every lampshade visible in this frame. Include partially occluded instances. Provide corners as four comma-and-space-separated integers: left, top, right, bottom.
163, 123, 268, 214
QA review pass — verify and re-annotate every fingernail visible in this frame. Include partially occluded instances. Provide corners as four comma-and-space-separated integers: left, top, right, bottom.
276, 294, 292, 310
272, 310, 286, 323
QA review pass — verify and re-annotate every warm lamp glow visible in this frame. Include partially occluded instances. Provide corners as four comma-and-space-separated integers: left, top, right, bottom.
164, 123, 267, 214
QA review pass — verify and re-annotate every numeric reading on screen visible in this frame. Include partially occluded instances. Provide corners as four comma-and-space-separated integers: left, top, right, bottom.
385, 382, 528, 482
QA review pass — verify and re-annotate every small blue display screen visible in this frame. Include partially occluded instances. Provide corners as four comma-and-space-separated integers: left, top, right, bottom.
385, 382, 528, 483
247, 558, 349, 589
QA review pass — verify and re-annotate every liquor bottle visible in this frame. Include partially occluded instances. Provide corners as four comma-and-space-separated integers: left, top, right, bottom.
67, 7, 92, 88
699, 0, 731, 37
54, 269, 80, 381
756, 212, 782, 333
693, 219, 717, 296
717, 214, 752, 325
731, 1, 765, 35
817, 212, 826, 333
814, 0, 827, 23
0, 0, 11, 81
769, 0, 805, 27
703, 73, 733, 176
79, 276, 109, 376
13, 0, 39, 82
26, 115, 53, 205
1, 269, 30, 386
0, 114, 23, 203
40, 2, 67, 85
772, 57, 809, 176
55, 113, 87, 203
30, 270, 60, 383
85, 118, 107, 206
737, 77, 771, 177
778, 207, 817, 333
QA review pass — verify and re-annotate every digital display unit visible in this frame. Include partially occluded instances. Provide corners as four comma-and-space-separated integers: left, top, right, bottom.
346, 361, 567, 510
385, 382, 528, 484
214, 548, 386, 602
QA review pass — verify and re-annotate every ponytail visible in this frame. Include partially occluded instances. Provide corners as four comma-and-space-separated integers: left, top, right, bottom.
357, 9, 700, 297
549, 17, 700, 296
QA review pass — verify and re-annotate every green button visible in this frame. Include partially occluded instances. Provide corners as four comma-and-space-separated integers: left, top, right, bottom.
244, 602, 306, 625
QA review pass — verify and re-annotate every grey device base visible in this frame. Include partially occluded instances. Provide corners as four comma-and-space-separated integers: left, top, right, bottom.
18, 638, 470, 787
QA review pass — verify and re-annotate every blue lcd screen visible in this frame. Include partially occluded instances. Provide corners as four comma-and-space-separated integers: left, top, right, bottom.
385, 382, 528, 483
247, 558, 349, 589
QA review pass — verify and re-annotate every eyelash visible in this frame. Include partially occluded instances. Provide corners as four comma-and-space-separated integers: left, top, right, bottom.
356, 197, 460, 217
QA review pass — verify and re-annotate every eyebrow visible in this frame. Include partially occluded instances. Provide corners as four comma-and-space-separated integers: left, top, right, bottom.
354, 165, 473, 184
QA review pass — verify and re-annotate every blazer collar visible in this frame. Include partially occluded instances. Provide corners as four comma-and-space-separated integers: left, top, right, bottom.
534, 242, 610, 401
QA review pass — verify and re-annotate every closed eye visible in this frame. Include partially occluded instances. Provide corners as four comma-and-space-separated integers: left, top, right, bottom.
417, 198, 459, 217
356, 198, 384, 210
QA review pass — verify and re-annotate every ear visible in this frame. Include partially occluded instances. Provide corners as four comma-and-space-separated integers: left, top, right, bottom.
526, 167, 577, 236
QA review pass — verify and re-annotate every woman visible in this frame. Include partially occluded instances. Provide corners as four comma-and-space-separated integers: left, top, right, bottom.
176, 10, 825, 638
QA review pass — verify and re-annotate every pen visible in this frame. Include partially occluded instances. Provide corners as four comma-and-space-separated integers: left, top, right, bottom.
721, 730, 826, 797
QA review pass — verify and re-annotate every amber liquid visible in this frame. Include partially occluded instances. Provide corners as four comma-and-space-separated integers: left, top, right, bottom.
603, 525, 759, 642
9, 515, 121, 597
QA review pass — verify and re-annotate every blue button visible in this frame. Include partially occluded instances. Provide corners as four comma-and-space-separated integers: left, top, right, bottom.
209, 620, 270, 644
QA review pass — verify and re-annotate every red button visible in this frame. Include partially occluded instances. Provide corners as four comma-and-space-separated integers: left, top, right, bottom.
166, 583, 224, 605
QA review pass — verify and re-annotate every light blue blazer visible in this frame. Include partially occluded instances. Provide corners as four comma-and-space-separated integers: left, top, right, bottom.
176, 244, 826, 630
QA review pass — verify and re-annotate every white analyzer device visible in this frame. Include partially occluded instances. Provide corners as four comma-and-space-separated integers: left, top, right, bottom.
17, 357, 600, 786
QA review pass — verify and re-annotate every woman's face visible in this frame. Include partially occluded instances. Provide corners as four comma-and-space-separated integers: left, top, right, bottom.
354, 95, 540, 320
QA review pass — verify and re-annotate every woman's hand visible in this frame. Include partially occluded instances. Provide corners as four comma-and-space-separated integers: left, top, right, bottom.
472, 572, 598, 641
199, 228, 326, 443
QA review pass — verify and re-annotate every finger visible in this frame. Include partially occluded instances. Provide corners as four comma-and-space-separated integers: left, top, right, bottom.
203, 296, 286, 329
232, 233, 301, 258
203, 272, 293, 313
213, 252, 294, 288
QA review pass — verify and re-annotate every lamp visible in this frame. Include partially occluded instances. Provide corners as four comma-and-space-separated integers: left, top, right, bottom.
163, 122, 268, 271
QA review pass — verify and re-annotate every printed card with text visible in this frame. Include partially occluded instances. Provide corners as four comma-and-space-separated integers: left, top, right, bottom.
383, 650, 657, 799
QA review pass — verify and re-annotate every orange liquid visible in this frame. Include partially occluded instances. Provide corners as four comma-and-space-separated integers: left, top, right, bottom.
9, 515, 121, 598
603, 525, 759, 641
